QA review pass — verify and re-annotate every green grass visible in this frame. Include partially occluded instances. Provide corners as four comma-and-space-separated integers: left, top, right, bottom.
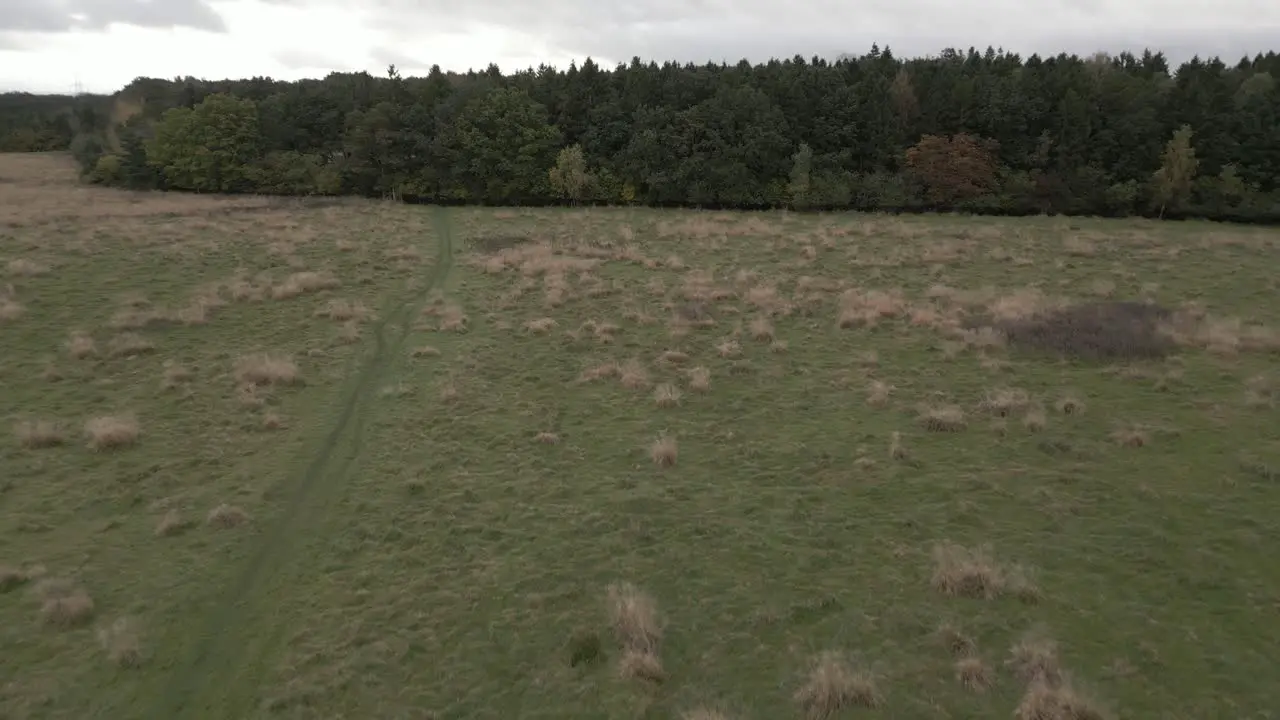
2, 154, 1279, 719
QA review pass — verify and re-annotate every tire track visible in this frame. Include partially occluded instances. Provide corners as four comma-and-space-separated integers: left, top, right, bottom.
153, 208, 456, 719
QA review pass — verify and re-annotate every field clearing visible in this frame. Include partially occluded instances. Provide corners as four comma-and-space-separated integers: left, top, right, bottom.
2, 152, 1279, 719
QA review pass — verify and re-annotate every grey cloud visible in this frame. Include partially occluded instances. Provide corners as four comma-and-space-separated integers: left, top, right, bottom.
259, 0, 1280, 69
0, 0, 226, 33
274, 48, 353, 71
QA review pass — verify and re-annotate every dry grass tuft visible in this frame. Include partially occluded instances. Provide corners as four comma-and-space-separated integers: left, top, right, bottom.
867, 380, 893, 408
654, 383, 682, 408
524, 317, 557, 334
889, 431, 907, 460
716, 338, 742, 358
439, 382, 461, 404
579, 361, 620, 383
955, 656, 995, 693
937, 623, 977, 657
7, 258, 47, 276
235, 353, 300, 386
434, 303, 469, 332
315, 298, 373, 322
1023, 406, 1048, 432
66, 331, 97, 359
650, 435, 678, 467
270, 271, 340, 299
0, 297, 23, 321
1110, 426, 1149, 448
160, 362, 194, 390
608, 582, 662, 653
608, 582, 665, 682
794, 651, 883, 718
618, 649, 667, 683
107, 332, 155, 357
98, 617, 143, 668
931, 542, 1005, 598
206, 504, 249, 529
0, 565, 40, 593
15, 419, 65, 449
659, 350, 691, 365
837, 288, 904, 328
687, 366, 711, 392
85, 415, 139, 451
36, 578, 95, 627
682, 709, 732, 720
1014, 676, 1109, 720
619, 359, 651, 390
411, 345, 441, 358
1007, 633, 1062, 685
534, 431, 560, 444
261, 412, 287, 430
920, 405, 967, 432
979, 387, 1031, 416
154, 510, 192, 537
770, 339, 789, 353
1055, 395, 1086, 415
749, 315, 775, 341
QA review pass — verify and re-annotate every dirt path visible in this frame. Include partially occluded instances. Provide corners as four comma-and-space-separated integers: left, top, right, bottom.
153, 209, 456, 718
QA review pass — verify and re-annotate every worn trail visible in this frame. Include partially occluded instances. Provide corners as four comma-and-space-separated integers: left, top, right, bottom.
153, 209, 456, 719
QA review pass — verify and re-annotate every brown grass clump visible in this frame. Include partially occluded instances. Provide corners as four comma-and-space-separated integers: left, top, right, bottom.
770, 339, 789, 353
315, 298, 373, 322
0, 297, 23, 321
270, 271, 340, 299
1, 565, 40, 593
534, 431, 560, 444
654, 383, 682, 408
206, 504, 249, 529
107, 332, 155, 357
404, 346, 439, 361
794, 651, 883, 718
262, 412, 287, 430
524, 317, 557, 334
931, 542, 1005, 598
1055, 395, 1086, 415
1007, 633, 1062, 685
650, 435, 678, 467
955, 656, 994, 693
435, 304, 468, 332
682, 709, 732, 720
7, 258, 47, 276
619, 359, 651, 390
867, 380, 893, 408
66, 332, 97, 359
98, 617, 143, 668
837, 288, 904, 328
439, 383, 460, 404
234, 354, 300, 386
154, 510, 192, 537
579, 361, 621, 383
749, 315, 775, 341
608, 583, 665, 683
889, 431, 907, 460
687, 366, 711, 393
619, 649, 667, 683
936, 623, 977, 657
659, 350, 691, 365
36, 578, 95, 627
1023, 406, 1048, 432
85, 415, 140, 451
15, 419, 65, 449
715, 339, 742, 358
920, 405, 967, 432
1111, 426, 1149, 448
1014, 679, 1109, 720
979, 387, 1030, 417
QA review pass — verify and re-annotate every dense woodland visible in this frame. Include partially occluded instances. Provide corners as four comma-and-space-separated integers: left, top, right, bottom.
4, 46, 1280, 221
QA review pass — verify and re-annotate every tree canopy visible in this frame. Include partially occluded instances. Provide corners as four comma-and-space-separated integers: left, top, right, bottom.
3, 47, 1279, 221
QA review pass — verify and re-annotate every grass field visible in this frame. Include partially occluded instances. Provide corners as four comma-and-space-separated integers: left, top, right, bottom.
2, 152, 1279, 720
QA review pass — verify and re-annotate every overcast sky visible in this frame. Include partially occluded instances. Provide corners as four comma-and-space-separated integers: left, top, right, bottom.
1, 0, 1278, 94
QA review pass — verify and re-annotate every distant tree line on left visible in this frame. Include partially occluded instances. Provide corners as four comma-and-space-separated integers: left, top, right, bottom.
0, 93, 111, 153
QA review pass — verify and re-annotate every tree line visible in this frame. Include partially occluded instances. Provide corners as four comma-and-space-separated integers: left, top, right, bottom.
6, 46, 1280, 222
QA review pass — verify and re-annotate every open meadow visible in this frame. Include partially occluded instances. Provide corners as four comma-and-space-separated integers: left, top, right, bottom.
2, 152, 1279, 719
